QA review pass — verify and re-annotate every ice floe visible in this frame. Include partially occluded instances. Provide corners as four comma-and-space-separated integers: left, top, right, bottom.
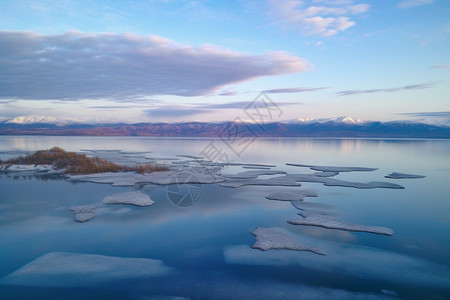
286, 163, 378, 172
242, 166, 272, 170
68, 170, 226, 186
1, 252, 173, 287
69, 206, 96, 222
288, 211, 394, 236
68, 172, 146, 186
224, 170, 286, 179
290, 200, 333, 211
2, 164, 54, 172
219, 176, 301, 188
220, 173, 404, 189
265, 191, 317, 201
145, 170, 225, 185
251, 227, 326, 255
286, 174, 405, 189
220, 163, 276, 168
176, 154, 203, 159
321, 178, 405, 189
241, 163, 277, 168
103, 191, 155, 207
385, 172, 426, 179
313, 171, 339, 177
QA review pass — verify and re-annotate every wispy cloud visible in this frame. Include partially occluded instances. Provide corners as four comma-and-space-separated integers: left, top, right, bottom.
397, 111, 450, 126
0, 31, 309, 101
337, 82, 437, 96
146, 106, 208, 118
217, 90, 238, 96
398, 111, 450, 118
268, 0, 369, 36
264, 87, 328, 93
398, 0, 434, 9
430, 64, 450, 69
145, 101, 302, 118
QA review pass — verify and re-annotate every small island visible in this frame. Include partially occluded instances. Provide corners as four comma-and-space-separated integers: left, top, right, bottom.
0, 147, 168, 175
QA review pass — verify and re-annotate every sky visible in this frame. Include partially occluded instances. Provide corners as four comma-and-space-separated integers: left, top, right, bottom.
0, 0, 449, 124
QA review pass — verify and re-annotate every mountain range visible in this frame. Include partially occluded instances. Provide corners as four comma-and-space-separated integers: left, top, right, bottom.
1, 116, 449, 138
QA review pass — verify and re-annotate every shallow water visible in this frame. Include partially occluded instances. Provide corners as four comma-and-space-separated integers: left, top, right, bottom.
0, 136, 449, 299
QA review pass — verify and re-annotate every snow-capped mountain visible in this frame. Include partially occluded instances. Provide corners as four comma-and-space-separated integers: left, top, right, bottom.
286, 116, 367, 124
1, 115, 449, 138
4, 115, 121, 126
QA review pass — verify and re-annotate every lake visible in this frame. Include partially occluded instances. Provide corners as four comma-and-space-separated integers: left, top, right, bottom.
0, 136, 449, 299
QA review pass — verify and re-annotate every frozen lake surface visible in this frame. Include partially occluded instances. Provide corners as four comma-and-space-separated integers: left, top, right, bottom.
0, 136, 449, 299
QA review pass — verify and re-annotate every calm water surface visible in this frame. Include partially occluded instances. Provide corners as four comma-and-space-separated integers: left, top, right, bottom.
0, 136, 449, 299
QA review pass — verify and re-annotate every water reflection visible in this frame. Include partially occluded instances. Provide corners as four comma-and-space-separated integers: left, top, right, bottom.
0, 136, 449, 298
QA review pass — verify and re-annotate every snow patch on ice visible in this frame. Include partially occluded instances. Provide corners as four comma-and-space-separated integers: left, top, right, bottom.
290, 200, 333, 211
265, 191, 317, 201
288, 211, 394, 236
68, 170, 225, 186
69, 206, 96, 222
286, 163, 378, 172
3, 164, 54, 172
251, 227, 326, 255
221, 173, 404, 189
103, 191, 155, 207
224, 170, 286, 179
385, 172, 426, 179
220, 176, 301, 188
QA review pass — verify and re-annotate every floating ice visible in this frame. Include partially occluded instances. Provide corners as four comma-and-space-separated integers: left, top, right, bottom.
219, 176, 301, 188
103, 191, 155, 207
265, 191, 317, 201
176, 154, 203, 159
220, 163, 276, 168
313, 171, 339, 177
147, 157, 180, 161
120, 151, 152, 155
144, 170, 225, 185
224, 170, 286, 179
221, 173, 404, 189
68, 172, 146, 186
286, 163, 378, 172
286, 174, 405, 189
242, 166, 272, 170
103, 192, 155, 206
290, 200, 333, 211
171, 160, 200, 165
385, 172, 426, 179
251, 227, 326, 255
69, 206, 96, 222
241, 163, 277, 168
3, 164, 54, 172
321, 178, 405, 189
288, 211, 394, 236
1, 252, 172, 287
68, 170, 225, 186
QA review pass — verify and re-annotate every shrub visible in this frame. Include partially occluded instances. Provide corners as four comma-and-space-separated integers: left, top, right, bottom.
5, 147, 169, 175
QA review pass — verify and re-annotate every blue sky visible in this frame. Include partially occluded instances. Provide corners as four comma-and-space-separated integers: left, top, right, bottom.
0, 0, 449, 123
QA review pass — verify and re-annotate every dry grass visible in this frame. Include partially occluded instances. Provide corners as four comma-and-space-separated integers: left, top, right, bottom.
4, 147, 169, 175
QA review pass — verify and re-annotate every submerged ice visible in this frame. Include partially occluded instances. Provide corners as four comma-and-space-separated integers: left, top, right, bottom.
1, 252, 173, 287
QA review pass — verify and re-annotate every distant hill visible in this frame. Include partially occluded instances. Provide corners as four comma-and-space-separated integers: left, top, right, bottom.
1, 116, 449, 138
